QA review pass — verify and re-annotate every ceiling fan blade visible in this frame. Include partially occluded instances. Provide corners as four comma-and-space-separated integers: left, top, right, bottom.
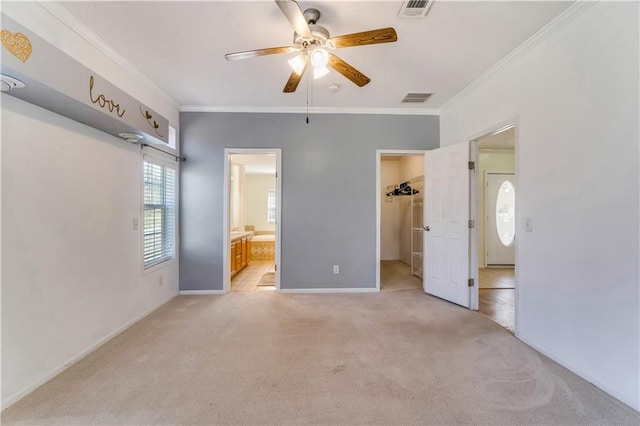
275, 0, 312, 39
225, 46, 297, 61
283, 63, 308, 93
330, 27, 398, 49
327, 54, 371, 87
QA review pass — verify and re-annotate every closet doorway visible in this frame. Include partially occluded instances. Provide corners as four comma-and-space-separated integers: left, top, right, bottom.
376, 151, 426, 292
223, 149, 281, 293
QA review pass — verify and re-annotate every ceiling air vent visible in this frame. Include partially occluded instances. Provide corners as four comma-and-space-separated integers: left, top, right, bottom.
398, 0, 434, 18
401, 93, 432, 103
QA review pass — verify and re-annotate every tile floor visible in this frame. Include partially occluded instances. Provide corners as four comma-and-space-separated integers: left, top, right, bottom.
479, 268, 515, 332
231, 260, 276, 292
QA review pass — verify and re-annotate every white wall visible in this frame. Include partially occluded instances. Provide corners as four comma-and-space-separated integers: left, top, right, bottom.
477, 150, 515, 267
1, 2, 180, 409
243, 173, 276, 233
380, 161, 400, 260
398, 156, 423, 183
440, 2, 639, 410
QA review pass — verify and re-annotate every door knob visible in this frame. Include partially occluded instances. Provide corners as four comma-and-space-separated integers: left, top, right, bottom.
424, 226, 430, 232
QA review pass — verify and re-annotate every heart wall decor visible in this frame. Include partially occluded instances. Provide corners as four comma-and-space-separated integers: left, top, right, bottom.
1, 30, 32, 62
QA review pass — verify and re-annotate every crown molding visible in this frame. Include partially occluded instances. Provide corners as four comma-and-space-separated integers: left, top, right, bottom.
180, 105, 441, 116
36, 1, 181, 112
440, 0, 597, 115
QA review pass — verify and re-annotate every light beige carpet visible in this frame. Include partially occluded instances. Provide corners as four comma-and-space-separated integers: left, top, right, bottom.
381, 260, 422, 292
3, 291, 638, 425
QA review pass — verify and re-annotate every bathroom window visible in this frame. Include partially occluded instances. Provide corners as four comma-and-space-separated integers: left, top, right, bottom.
267, 190, 276, 224
143, 157, 176, 268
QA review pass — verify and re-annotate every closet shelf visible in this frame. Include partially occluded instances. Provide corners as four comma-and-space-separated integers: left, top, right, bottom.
410, 175, 424, 279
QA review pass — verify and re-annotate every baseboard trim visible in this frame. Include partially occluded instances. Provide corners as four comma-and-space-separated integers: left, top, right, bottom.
1, 292, 178, 411
517, 332, 639, 412
278, 288, 379, 294
179, 290, 225, 295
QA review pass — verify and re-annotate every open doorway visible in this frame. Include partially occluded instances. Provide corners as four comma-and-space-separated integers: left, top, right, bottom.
223, 149, 281, 293
471, 125, 517, 332
376, 151, 426, 292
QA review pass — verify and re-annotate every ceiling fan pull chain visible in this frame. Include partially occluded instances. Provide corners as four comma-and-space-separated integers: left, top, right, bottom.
306, 66, 310, 124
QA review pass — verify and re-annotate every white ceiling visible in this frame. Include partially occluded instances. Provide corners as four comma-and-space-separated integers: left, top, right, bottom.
56, 1, 572, 112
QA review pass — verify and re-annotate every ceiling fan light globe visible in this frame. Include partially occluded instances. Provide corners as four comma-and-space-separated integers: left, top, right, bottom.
310, 48, 329, 69
313, 66, 330, 80
287, 54, 307, 76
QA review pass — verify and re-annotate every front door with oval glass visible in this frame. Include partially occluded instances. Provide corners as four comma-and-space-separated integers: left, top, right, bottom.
485, 173, 515, 266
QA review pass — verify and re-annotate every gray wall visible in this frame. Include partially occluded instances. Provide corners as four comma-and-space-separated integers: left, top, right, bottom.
180, 112, 439, 291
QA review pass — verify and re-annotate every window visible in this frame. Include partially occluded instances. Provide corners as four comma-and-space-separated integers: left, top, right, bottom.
496, 181, 515, 247
143, 158, 176, 268
267, 190, 276, 224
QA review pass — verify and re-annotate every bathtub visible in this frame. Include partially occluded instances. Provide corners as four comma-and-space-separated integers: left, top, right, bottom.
251, 234, 275, 260
251, 234, 275, 242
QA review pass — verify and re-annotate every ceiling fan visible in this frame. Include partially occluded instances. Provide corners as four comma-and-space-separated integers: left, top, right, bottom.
224, 0, 398, 93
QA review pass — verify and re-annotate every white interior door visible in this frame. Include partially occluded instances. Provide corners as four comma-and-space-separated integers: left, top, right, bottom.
423, 142, 470, 308
485, 173, 515, 266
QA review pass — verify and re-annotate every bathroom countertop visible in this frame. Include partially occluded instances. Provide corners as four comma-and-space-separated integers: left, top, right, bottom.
230, 231, 253, 242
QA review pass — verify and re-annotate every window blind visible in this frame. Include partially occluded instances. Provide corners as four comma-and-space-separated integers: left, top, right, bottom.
143, 159, 176, 268
267, 190, 276, 224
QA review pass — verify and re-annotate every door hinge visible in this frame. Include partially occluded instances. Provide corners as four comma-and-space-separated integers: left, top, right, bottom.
275, 171, 278, 178
468, 219, 475, 229
468, 161, 475, 170
274, 264, 277, 272
468, 278, 475, 287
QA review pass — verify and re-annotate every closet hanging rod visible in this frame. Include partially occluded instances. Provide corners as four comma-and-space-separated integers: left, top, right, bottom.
386, 181, 420, 197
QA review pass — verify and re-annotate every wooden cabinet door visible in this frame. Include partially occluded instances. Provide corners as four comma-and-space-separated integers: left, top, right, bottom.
235, 239, 242, 270
241, 239, 247, 267
231, 242, 237, 274
247, 239, 252, 263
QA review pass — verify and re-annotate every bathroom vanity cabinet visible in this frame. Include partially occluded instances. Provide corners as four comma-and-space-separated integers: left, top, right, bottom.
230, 232, 252, 277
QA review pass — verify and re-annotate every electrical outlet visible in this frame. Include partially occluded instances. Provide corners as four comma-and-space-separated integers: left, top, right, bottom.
159, 276, 164, 286
333, 265, 340, 274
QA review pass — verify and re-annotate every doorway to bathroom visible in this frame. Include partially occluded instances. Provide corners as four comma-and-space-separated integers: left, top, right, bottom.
376, 151, 426, 292
223, 149, 281, 293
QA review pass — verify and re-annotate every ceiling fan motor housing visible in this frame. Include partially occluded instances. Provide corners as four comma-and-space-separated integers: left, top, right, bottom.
292, 8, 330, 48
294, 24, 330, 47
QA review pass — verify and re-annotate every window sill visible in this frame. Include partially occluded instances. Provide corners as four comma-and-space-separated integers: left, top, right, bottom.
142, 257, 177, 275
